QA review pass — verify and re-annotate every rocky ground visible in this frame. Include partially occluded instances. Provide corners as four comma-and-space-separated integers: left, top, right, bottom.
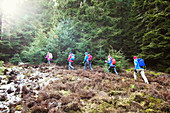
0, 63, 169, 113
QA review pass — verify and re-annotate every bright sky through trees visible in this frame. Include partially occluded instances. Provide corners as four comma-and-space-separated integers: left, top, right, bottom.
1, 0, 21, 15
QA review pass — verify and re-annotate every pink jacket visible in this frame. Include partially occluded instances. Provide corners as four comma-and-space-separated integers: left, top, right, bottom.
45, 52, 51, 60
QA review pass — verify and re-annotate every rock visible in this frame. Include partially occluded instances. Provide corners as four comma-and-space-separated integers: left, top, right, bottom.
3, 69, 8, 75
131, 101, 144, 109
27, 101, 35, 108
7, 87, 14, 94
31, 105, 49, 113
7, 75, 16, 84
18, 62, 30, 68
0, 94, 6, 101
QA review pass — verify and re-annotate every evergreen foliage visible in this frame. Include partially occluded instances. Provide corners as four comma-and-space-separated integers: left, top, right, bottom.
0, 36, 11, 61
123, 0, 170, 71
55, 0, 125, 65
52, 19, 76, 65
109, 47, 129, 71
21, 30, 48, 64
9, 54, 22, 65
21, 19, 76, 65
93, 39, 106, 66
0, 0, 169, 72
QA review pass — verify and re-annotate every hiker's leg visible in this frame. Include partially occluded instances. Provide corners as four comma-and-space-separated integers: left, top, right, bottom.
69, 62, 71, 70
133, 71, 137, 80
71, 62, 74, 69
70, 62, 74, 69
140, 70, 149, 84
48, 60, 50, 65
85, 62, 87, 70
108, 66, 111, 72
114, 67, 118, 75
89, 61, 93, 71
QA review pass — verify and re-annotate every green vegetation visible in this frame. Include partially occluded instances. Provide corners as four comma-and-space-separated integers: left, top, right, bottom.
0, 0, 169, 72
0, 60, 4, 67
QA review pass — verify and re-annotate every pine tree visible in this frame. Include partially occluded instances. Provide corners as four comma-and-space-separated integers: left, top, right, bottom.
138, 0, 170, 71
0, 0, 38, 62
55, 0, 126, 66
93, 39, 106, 66
2, 0, 56, 63
123, 0, 170, 72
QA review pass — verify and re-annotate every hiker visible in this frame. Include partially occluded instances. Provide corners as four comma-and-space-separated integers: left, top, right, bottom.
67, 52, 75, 70
45, 52, 53, 65
133, 56, 149, 84
83, 52, 93, 70
105, 55, 118, 75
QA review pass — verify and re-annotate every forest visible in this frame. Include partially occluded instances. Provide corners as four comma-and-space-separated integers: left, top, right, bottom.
0, 0, 169, 72
0, 0, 170, 112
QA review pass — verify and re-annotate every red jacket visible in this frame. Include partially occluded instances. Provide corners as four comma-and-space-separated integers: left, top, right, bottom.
67, 54, 73, 62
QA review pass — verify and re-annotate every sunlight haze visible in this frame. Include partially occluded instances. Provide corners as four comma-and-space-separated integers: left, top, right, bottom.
1, 0, 20, 15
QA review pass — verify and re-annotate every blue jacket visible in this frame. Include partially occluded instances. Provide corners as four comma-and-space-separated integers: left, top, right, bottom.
107, 58, 115, 67
134, 59, 143, 69
83, 55, 89, 63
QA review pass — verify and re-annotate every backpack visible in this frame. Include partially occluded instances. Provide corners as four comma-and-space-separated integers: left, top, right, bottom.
49, 53, 53, 59
137, 58, 145, 68
111, 58, 116, 65
88, 54, 93, 61
70, 54, 75, 60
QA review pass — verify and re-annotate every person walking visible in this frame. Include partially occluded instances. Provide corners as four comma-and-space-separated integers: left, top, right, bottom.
133, 56, 149, 84
83, 52, 93, 70
67, 52, 75, 70
105, 55, 118, 75
45, 52, 53, 65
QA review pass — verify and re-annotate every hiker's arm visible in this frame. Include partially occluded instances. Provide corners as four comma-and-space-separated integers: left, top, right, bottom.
83, 56, 87, 63
106, 59, 111, 64
134, 60, 138, 69
45, 54, 49, 58
67, 55, 71, 61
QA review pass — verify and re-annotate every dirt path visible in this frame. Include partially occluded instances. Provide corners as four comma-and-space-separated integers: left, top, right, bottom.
0, 63, 169, 112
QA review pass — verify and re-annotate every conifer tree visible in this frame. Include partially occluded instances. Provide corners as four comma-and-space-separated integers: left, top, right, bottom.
93, 39, 106, 66
0, 11, 2, 40
123, 0, 170, 71
55, 0, 126, 66
138, 0, 170, 71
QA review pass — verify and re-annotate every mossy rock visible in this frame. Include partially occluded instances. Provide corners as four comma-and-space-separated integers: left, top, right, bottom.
108, 90, 126, 96
82, 102, 115, 113
136, 94, 168, 112
116, 98, 130, 109
129, 92, 144, 101
59, 90, 71, 96
145, 95, 165, 110
145, 108, 154, 113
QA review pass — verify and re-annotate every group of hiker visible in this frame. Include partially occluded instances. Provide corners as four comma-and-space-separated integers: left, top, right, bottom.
45, 52, 149, 84
67, 52, 94, 71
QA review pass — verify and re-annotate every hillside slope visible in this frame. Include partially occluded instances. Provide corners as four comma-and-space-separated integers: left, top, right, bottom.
0, 63, 169, 112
